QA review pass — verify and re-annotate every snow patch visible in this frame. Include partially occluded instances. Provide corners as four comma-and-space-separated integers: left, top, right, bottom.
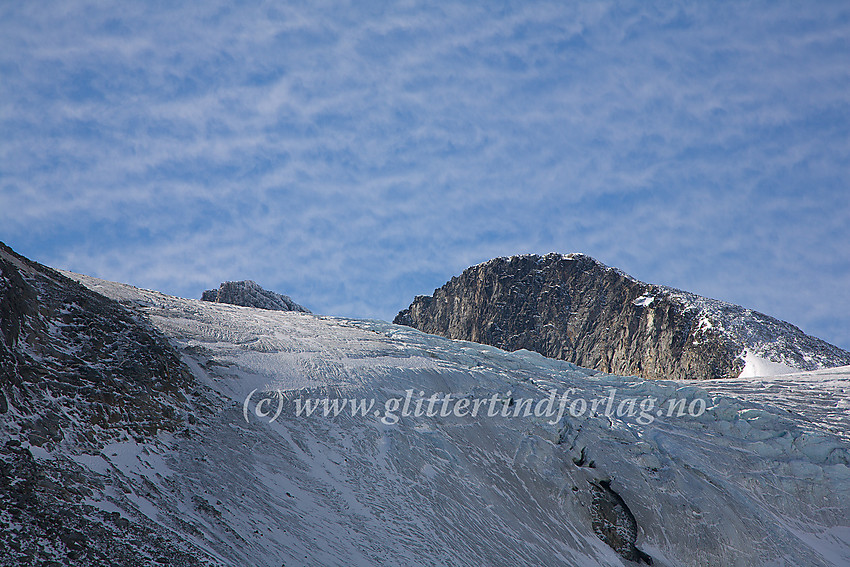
632, 294, 656, 307
739, 350, 801, 378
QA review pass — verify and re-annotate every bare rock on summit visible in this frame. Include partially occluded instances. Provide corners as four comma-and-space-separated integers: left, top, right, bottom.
394, 253, 850, 380
201, 280, 309, 313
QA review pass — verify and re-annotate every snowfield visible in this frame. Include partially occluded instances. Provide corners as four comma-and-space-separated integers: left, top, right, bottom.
43, 272, 850, 566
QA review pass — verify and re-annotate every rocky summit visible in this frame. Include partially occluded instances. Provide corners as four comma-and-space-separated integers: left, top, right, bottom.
201, 280, 309, 312
395, 253, 850, 380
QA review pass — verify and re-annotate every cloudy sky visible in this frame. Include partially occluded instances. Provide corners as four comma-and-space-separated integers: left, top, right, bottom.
2, 1, 849, 349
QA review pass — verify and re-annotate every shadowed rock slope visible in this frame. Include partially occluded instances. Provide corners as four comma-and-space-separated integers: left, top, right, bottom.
395, 253, 850, 380
0, 242, 205, 566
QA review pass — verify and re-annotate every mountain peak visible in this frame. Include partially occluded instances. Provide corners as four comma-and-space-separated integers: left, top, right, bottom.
201, 280, 310, 313
395, 253, 850, 380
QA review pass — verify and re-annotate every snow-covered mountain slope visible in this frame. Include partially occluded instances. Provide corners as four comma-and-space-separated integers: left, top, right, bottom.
395, 254, 850, 380
32, 269, 847, 567
657, 283, 850, 375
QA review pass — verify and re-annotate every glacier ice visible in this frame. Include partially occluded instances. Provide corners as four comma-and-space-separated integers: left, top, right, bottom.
9, 270, 848, 566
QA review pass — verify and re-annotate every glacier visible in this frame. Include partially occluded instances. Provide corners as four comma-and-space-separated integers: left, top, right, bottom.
6, 267, 850, 566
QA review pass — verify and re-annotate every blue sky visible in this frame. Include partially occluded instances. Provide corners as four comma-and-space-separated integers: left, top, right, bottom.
2, 1, 849, 349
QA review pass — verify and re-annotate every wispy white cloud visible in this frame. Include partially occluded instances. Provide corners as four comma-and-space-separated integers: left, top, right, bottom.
2, 0, 849, 348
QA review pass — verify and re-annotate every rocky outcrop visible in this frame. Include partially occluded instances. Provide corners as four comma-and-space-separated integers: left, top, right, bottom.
201, 280, 309, 312
589, 480, 652, 565
395, 253, 850, 380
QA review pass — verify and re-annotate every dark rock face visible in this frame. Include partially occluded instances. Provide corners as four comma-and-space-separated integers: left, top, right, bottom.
0, 242, 195, 445
0, 242, 203, 565
589, 480, 652, 565
201, 280, 309, 312
395, 253, 850, 380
